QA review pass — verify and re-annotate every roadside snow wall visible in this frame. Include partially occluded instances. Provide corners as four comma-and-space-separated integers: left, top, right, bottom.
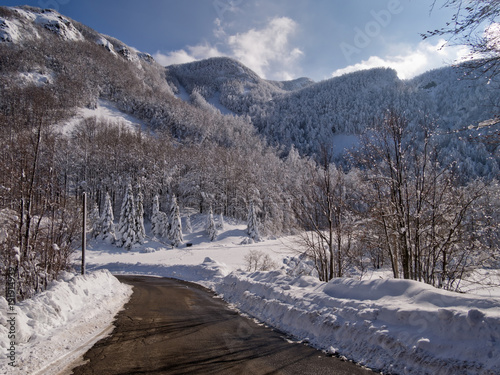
215, 270, 500, 375
0, 270, 132, 375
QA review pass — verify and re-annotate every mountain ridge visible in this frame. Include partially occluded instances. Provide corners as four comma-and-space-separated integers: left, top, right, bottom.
1, 5, 498, 178
166, 54, 498, 167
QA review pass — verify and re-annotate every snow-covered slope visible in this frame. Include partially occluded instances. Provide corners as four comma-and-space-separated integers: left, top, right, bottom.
0, 6, 153, 66
1, 7, 83, 42
165, 57, 285, 114
0, 17, 21, 43
1, 7, 84, 43
59, 99, 147, 135
268, 76, 315, 91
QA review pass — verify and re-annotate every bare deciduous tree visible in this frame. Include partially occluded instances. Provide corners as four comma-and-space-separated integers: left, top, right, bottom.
358, 110, 493, 289
425, 0, 500, 78
292, 146, 357, 281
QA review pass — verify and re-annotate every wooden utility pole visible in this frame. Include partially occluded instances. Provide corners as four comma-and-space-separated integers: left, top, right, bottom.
82, 192, 87, 275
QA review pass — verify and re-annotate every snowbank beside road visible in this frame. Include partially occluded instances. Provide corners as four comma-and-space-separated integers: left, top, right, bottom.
215, 270, 500, 375
0, 270, 132, 375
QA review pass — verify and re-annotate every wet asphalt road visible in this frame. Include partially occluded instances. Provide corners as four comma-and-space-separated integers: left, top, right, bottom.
70, 276, 374, 375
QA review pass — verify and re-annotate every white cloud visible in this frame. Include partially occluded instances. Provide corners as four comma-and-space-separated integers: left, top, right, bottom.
154, 50, 195, 66
227, 17, 303, 79
331, 39, 471, 79
153, 43, 222, 66
154, 17, 303, 80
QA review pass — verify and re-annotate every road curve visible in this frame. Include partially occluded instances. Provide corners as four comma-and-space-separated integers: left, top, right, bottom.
70, 276, 374, 375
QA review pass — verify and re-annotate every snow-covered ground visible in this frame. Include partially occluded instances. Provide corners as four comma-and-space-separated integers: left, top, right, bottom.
2, 215, 499, 374
59, 99, 147, 136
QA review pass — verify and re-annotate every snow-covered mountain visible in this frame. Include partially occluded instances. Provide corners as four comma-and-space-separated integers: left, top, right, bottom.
0, 6, 83, 42
1, 5, 498, 179
0, 6, 153, 64
167, 56, 499, 165
165, 57, 314, 116
0, 6, 259, 147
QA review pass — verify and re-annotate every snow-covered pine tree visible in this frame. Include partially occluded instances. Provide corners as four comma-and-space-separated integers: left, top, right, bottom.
164, 194, 172, 239
117, 183, 137, 249
167, 194, 175, 240
135, 191, 145, 244
168, 194, 183, 247
206, 206, 217, 241
158, 211, 169, 239
217, 212, 224, 231
185, 215, 192, 234
151, 194, 160, 237
90, 202, 101, 239
247, 201, 260, 241
101, 192, 116, 244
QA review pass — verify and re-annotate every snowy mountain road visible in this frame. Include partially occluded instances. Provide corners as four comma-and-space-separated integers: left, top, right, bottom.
69, 275, 373, 375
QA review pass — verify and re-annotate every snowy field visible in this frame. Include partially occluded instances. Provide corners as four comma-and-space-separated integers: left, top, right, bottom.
1, 214, 499, 375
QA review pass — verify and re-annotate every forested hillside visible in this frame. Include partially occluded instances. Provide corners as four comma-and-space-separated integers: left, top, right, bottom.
168, 57, 499, 178
0, 6, 498, 301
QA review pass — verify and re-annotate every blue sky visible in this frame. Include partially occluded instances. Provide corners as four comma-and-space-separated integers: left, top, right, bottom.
3, 0, 468, 81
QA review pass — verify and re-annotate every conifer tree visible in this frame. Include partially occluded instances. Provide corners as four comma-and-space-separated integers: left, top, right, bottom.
101, 192, 116, 244
151, 194, 160, 237
118, 183, 137, 249
206, 206, 217, 241
135, 191, 145, 244
158, 211, 169, 239
90, 202, 101, 239
164, 194, 172, 239
247, 201, 260, 241
169, 194, 183, 247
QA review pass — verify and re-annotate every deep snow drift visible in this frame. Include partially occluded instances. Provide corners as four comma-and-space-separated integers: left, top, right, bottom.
216, 270, 500, 375
0, 270, 132, 375
1, 216, 499, 375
